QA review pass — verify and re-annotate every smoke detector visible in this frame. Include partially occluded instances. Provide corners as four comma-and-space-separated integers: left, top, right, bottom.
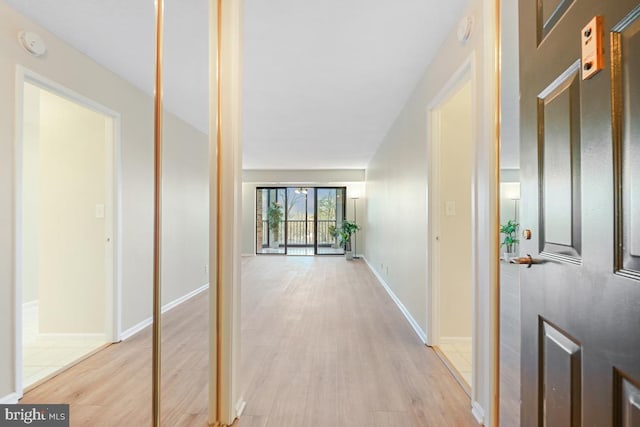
18, 31, 47, 57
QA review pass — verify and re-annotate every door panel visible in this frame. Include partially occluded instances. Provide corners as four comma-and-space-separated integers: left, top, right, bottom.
615, 371, 640, 426
538, 62, 582, 260
519, 0, 640, 426
540, 321, 582, 426
538, 0, 575, 43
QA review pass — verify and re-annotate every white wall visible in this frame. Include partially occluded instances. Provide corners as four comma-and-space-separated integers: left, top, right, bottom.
241, 170, 366, 256
500, 0, 520, 169
36, 86, 108, 334
161, 114, 210, 305
438, 81, 473, 339
0, 3, 209, 399
364, 0, 498, 423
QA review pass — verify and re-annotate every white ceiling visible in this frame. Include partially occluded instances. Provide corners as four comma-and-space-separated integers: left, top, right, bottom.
6, 0, 469, 170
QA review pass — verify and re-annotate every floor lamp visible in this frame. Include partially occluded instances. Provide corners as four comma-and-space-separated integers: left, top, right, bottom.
351, 197, 359, 259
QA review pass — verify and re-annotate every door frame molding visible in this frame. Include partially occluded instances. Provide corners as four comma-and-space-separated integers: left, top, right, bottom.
13, 66, 122, 398
426, 54, 480, 399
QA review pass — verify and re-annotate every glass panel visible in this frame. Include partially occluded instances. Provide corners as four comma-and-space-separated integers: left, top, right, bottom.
7, 0, 156, 422
316, 188, 345, 255
161, 0, 210, 424
286, 187, 315, 256
256, 188, 286, 254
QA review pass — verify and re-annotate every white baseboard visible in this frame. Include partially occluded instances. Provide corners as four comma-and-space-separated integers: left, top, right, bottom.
471, 400, 485, 425
0, 393, 19, 404
440, 336, 473, 345
235, 398, 247, 418
22, 300, 38, 311
362, 257, 427, 344
119, 317, 152, 341
161, 283, 209, 313
120, 283, 209, 341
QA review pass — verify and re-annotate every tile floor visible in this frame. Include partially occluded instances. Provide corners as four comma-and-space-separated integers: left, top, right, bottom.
438, 339, 472, 386
22, 302, 107, 388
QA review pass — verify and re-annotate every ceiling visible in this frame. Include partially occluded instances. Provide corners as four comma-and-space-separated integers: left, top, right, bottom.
6, 0, 469, 170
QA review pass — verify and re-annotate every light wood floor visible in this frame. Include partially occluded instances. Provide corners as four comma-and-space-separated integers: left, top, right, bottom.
23, 256, 477, 426
236, 256, 476, 426
22, 291, 210, 426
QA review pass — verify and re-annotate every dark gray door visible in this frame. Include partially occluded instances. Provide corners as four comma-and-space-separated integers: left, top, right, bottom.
519, 0, 640, 425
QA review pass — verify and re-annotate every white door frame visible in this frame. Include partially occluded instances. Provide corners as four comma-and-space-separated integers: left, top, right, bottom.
13, 66, 122, 398
426, 55, 478, 390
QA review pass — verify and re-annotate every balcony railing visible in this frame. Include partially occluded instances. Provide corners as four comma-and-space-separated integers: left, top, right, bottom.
260, 219, 339, 247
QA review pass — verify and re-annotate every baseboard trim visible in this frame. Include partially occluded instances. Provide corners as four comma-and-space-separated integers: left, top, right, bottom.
471, 400, 485, 425
362, 257, 427, 344
119, 317, 153, 341
0, 393, 19, 404
161, 283, 210, 313
22, 300, 38, 311
120, 283, 209, 340
235, 398, 247, 418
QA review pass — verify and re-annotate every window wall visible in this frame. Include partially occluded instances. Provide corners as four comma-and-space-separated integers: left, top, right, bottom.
256, 187, 346, 255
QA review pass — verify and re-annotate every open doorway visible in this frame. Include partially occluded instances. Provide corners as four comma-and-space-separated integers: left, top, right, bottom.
428, 73, 474, 393
16, 73, 119, 392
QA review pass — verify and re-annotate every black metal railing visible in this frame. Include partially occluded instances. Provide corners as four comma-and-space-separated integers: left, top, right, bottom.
261, 219, 338, 247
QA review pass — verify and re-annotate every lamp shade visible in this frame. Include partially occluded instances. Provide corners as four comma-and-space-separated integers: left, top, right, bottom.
502, 182, 520, 200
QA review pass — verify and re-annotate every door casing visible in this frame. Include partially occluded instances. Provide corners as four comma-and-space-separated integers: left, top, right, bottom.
426, 55, 481, 403
13, 66, 122, 398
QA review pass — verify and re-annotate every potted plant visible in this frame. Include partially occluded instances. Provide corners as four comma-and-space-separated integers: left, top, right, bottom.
267, 201, 283, 249
500, 219, 519, 260
339, 220, 360, 260
328, 224, 340, 248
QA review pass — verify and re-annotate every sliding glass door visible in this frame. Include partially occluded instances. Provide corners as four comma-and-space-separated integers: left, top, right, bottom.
285, 188, 315, 255
316, 188, 346, 255
256, 188, 286, 254
256, 187, 346, 255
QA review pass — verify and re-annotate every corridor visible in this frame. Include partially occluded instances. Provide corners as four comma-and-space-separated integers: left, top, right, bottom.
23, 256, 476, 426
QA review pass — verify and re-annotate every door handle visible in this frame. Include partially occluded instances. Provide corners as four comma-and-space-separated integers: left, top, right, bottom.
510, 254, 542, 268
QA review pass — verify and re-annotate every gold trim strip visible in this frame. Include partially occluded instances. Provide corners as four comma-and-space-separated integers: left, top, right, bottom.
152, 0, 164, 425
493, 0, 501, 425
215, 0, 223, 423
610, 31, 623, 273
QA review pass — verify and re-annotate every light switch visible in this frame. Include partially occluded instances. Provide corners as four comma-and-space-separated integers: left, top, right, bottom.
95, 204, 105, 218
445, 201, 456, 216
581, 16, 604, 80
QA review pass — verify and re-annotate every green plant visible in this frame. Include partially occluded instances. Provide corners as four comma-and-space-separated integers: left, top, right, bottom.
328, 224, 338, 238
339, 220, 360, 251
267, 201, 283, 238
500, 219, 519, 251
